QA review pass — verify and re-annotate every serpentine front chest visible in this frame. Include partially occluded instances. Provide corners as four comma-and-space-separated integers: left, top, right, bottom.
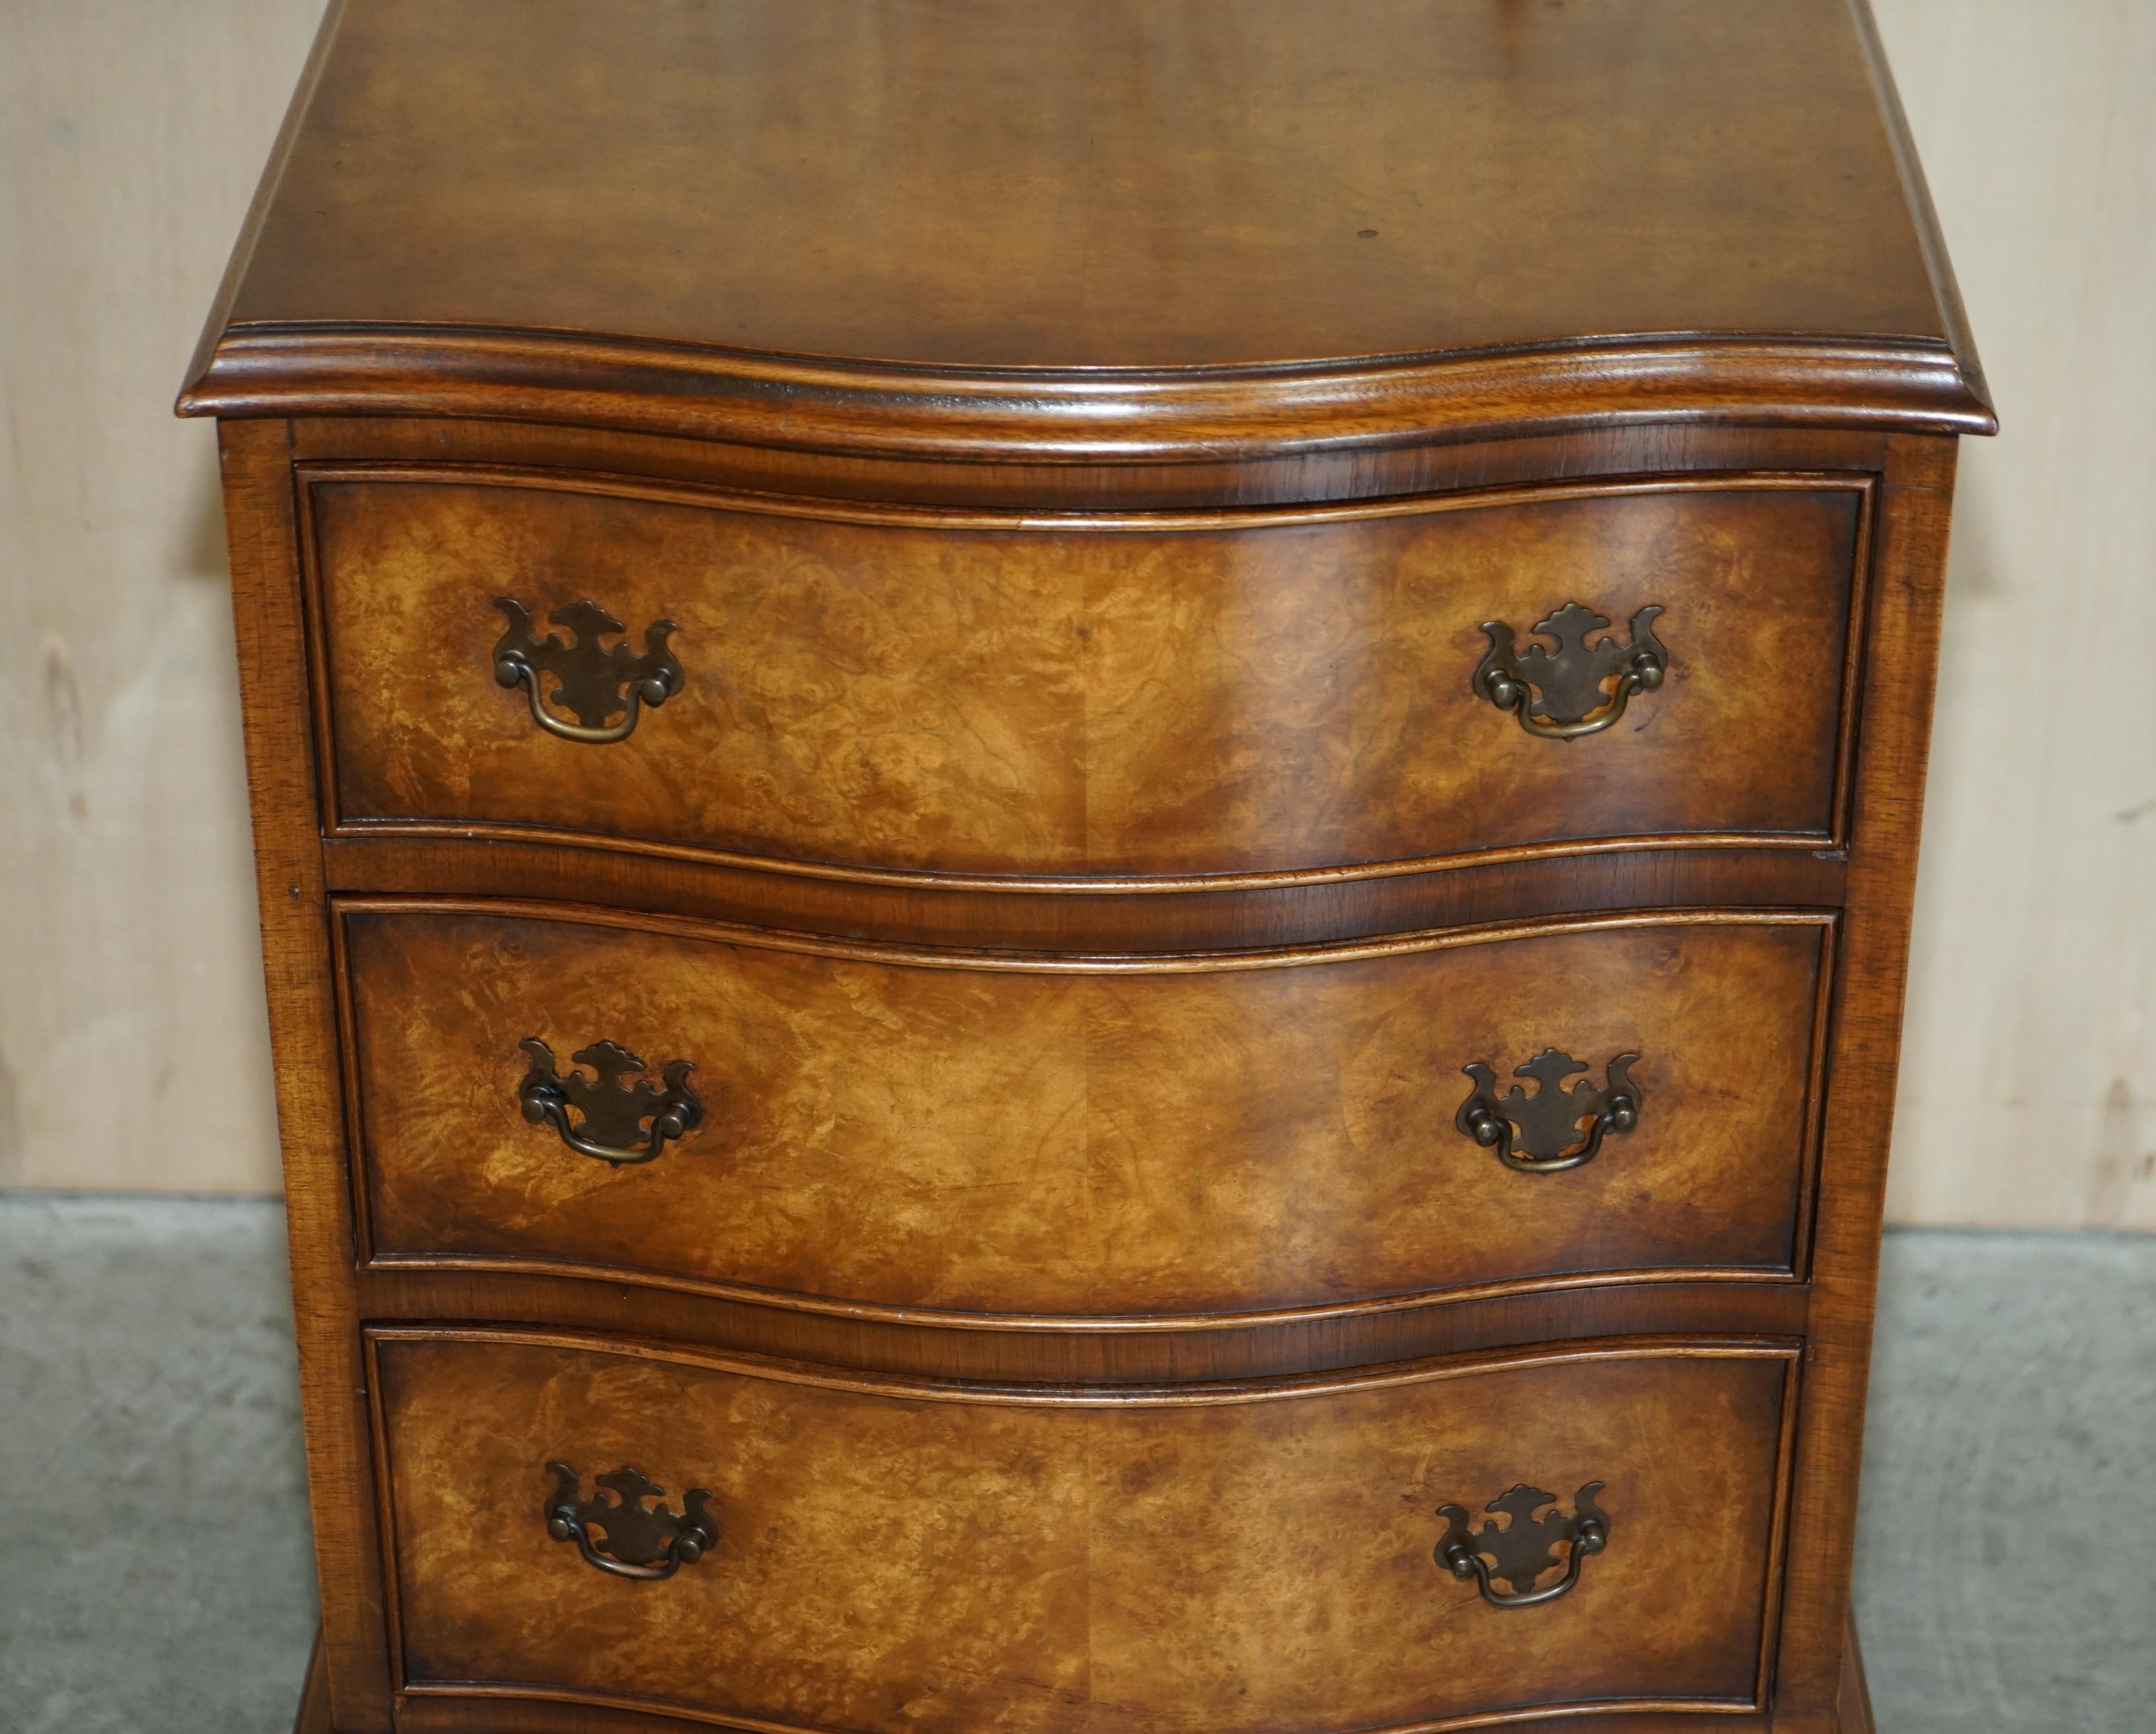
180, 3, 1993, 1731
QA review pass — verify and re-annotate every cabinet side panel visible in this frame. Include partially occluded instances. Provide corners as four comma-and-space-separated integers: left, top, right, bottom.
1776, 433, 1960, 1729
216, 417, 394, 1731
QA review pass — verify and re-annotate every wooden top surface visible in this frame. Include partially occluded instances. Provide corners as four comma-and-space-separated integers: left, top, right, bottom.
180, 0, 1992, 456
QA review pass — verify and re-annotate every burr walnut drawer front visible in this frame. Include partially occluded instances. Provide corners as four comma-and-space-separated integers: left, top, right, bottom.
304, 466, 1869, 882
339, 902, 1831, 1323
371, 1331, 1796, 1733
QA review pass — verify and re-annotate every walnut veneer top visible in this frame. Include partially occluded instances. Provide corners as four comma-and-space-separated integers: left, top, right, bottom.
179, 0, 1993, 454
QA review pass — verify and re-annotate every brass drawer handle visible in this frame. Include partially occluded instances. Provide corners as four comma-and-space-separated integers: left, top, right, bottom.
545, 1464, 717, 1581
1437, 1481, 1611, 1609
1456, 1048, 1641, 1173
492, 597, 684, 743
516, 1038, 704, 1167
1472, 601, 1666, 737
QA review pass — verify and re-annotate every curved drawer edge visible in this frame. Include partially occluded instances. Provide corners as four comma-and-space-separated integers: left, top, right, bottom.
324, 813, 1853, 896
359, 1249, 1806, 1335
392, 1677, 1765, 1734
362, 1323, 1802, 1403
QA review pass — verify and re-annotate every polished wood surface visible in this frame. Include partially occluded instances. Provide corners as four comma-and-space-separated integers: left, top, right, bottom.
174, 0, 1992, 457
218, 417, 397, 1729
344, 903, 1828, 1323
215, 0, 1952, 366
351, 1268, 1812, 1395
310, 471, 1865, 882
374, 1331, 1795, 1734
1765, 433, 1961, 1728
182, 4, 1989, 1728
292, 1618, 1882, 1734
213, 415, 1972, 1734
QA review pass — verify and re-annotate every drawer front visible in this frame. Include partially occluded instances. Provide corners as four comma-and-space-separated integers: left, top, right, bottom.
342, 904, 1829, 1322
306, 468, 1866, 882
373, 1331, 1794, 1732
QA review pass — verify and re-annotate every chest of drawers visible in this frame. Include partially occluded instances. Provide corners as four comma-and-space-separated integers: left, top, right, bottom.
180, 3, 1993, 1731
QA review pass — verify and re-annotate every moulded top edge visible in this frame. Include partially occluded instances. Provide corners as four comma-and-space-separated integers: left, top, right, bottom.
175, 323, 1996, 461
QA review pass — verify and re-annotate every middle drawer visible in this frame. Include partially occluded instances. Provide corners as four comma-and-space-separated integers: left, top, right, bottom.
339, 903, 1830, 1324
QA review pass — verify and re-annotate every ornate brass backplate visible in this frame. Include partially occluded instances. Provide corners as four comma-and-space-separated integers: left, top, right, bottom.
544, 1463, 717, 1581
1472, 600, 1667, 737
491, 597, 684, 743
516, 1038, 704, 1166
1456, 1048, 1642, 1173
1437, 1481, 1611, 1608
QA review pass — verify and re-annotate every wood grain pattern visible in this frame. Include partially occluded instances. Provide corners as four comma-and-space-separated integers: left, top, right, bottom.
290, 415, 1888, 516
184, 327, 1995, 464
372, 1330, 1796, 1734
173, 0, 1991, 453
216, 417, 395, 1732
350, 1269, 1813, 1394
342, 903, 1829, 1324
323, 835, 1852, 959
214, 0, 1950, 364
153, 0, 1999, 1726
242, 421, 1962, 1734
214, 422, 1964, 1734
1759, 434, 1961, 1731
309, 472, 1866, 883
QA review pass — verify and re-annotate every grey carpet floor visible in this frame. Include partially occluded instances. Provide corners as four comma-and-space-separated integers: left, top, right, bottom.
0, 1198, 2147, 1734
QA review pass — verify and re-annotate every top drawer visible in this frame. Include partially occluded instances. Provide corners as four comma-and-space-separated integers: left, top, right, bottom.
303, 468, 1868, 884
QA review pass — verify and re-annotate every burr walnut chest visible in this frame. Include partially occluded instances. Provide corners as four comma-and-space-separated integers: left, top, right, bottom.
179, 3, 1993, 1731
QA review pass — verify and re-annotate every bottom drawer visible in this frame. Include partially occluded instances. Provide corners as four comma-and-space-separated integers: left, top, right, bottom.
371, 1331, 1796, 1734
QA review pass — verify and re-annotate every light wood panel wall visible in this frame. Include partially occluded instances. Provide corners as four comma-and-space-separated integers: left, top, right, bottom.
0, 0, 327, 1192
1875, 0, 2155, 1229
0, 1, 2148, 1224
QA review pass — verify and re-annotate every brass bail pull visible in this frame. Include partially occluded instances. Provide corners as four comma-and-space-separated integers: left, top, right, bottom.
1472, 601, 1667, 739
1456, 1050, 1643, 1173
492, 596, 685, 743
544, 1463, 718, 1582
515, 1038, 705, 1166
1437, 1481, 1611, 1608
